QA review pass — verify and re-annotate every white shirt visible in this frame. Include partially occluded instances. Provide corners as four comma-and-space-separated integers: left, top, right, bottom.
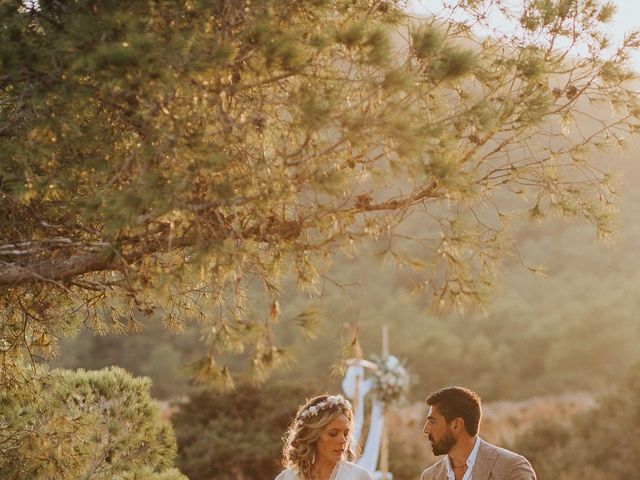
275, 460, 374, 480
444, 436, 481, 480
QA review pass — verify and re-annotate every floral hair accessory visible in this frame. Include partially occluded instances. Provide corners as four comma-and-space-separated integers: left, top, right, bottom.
298, 395, 351, 422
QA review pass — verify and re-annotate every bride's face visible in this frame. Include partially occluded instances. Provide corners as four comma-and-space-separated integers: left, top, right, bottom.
315, 412, 350, 465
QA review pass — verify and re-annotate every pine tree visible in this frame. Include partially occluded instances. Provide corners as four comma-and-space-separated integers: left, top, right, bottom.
1, 0, 638, 384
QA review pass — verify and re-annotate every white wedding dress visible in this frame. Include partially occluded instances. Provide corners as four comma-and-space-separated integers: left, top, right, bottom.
275, 461, 373, 480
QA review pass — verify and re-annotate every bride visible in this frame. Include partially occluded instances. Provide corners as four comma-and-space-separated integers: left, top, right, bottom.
275, 394, 373, 480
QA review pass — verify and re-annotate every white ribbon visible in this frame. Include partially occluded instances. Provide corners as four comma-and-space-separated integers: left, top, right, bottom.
341, 363, 374, 449
342, 358, 394, 479
356, 399, 384, 472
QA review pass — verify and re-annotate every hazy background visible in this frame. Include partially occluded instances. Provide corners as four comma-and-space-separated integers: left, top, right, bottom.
52, 2, 640, 479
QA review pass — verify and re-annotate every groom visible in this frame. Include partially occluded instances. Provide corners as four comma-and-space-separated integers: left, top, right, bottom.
420, 386, 536, 480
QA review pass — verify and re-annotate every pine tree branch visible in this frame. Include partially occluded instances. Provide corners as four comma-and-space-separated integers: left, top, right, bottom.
0, 253, 121, 287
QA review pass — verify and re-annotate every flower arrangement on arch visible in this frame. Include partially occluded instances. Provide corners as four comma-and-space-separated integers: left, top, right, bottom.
370, 354, 410, 405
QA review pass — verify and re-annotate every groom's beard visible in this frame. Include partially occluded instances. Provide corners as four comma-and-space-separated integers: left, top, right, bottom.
429, 429, 456, 455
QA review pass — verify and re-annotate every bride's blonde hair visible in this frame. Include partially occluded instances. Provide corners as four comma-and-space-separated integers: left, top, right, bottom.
282, 394, 356, 480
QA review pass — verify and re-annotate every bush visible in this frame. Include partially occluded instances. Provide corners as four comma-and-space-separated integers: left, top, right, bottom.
0, 366, 186, 480
513, 365, 640, 479
173, 381, 314, 480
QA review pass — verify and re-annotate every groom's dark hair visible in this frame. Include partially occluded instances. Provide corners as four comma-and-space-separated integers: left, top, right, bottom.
426, 386, 482, 436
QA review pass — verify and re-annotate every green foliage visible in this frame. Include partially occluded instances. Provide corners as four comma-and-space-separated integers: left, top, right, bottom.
0, 366, 186, 480
2, 0, 639, 389
172, 381, 314, 480
513, 365, 640, 479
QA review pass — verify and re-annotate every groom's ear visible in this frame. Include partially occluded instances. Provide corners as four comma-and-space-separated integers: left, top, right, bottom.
453, 417, 465, 433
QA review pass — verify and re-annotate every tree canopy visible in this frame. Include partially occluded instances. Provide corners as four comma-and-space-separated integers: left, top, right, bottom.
1, 0, 639, 385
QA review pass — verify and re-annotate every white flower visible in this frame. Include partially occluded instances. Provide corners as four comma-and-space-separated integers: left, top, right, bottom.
298, 396, 352, 422
386, 356, 400, 369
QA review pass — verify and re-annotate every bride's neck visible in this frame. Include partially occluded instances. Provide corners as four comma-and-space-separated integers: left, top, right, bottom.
314, 458, 338, 480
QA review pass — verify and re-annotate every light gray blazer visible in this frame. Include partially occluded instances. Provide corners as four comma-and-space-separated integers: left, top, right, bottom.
420, 438, 536, 480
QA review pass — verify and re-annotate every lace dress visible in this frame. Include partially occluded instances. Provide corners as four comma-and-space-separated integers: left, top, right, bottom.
274, 461, 374, 480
